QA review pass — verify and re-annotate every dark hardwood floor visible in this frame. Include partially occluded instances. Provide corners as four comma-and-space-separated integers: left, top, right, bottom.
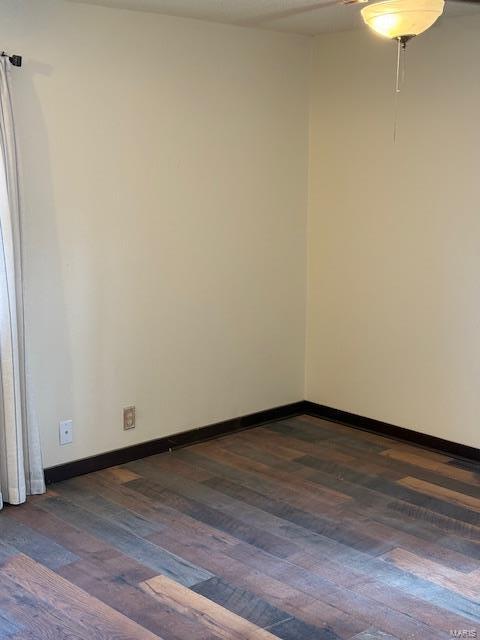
0, 414, 479, 639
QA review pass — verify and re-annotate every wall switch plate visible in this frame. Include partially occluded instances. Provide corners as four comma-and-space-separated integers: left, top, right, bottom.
123, 406, 136, 430
59, 420, 73, 446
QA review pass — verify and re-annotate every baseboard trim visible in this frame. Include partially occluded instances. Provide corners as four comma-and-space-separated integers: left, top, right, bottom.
303, 401, 480, 462
44, 399, 478, 484
43, 401, 305, 484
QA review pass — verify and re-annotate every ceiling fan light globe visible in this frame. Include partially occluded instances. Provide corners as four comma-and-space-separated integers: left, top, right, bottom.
361, 0, 445, 39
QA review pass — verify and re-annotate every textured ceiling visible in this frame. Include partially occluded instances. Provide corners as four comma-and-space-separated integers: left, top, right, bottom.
69, 0, 480, 35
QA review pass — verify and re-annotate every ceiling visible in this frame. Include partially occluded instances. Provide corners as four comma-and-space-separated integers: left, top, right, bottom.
70, 0, 480, 35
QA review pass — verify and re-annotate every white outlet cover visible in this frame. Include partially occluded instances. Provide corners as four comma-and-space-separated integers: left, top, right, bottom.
59, 419, 73, 446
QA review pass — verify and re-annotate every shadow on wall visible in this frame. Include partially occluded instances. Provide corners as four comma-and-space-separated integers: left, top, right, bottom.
13, 58, 74, 463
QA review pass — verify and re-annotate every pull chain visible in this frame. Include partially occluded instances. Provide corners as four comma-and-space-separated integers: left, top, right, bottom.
393, 37, 408, 143
395, 37, 402, 94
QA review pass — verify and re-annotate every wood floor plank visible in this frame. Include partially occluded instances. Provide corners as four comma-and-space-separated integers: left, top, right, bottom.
146, 522, 368, 640
228, 539, 480, 626
174, 444, 479, 573
447, 458, 480, 474
176, 445, 351, 512
296, 455, 480, 527
140, 574, 281, 640
216, 435, 405, 486
263, 421, 331, 444
126, 474, 299, 559
0, 554, 163, 639
267, 617, 339, 640
0, 607, 22, 638
282, 548, 480, 632
129, 456, 480, 623
6, 501, 160, 585
0, 513, 78, 570
54, 481, 166, 537
398, 477, 480, 512
137, 453, 215, 483
382, 548, 480, 601
232, 427, 357, 465
380, 498, 480, 541
348, 450, 479, 507
381, 449, 480, 486
98, 467, 141, 484
0, 568, 97, 640
222, 431, 315, 462
283, 430, 480, 501
227, 545, 452, 640
367, 508, 480, 568
129, 472, 372, 566
191, 576, 291, 628
386, 443, 453, 464
350, 630, 400, 640
39, 495, 213, 586
277, 418, 390, 455
190, 575, 353, 640
10, 499, 216, 640
57, 558, 221, 640
1, 414, 478, 639
345, 578, 476, 638
185, 440, 480, 571
201, 475, 392, 555
178, 444, 479, 572
77, 475, 244, 557
295, 416, 401, 448
0, 541, 20, 564
200, 439, 354, 504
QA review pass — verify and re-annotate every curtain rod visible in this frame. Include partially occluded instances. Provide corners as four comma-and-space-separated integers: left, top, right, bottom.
1, 52, 22, 68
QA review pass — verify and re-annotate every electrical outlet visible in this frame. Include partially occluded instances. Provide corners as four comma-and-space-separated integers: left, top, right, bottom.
123, 406, 136, 430
59, 420, 73, 446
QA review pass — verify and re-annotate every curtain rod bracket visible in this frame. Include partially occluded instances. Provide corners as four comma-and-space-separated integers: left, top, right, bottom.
1, 52, 22, 68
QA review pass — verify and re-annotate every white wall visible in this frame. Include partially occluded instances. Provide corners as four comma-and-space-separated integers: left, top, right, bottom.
0, 0, 310, 467
307, 15, 480, 449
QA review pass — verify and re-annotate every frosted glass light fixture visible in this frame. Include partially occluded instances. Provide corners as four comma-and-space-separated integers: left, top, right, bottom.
361, 0, 445, 40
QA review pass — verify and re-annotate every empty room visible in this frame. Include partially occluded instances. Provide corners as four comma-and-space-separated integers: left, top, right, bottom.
0, 0, 478, 638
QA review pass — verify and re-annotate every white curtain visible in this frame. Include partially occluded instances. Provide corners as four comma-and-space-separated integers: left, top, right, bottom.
0, 57, 45, 509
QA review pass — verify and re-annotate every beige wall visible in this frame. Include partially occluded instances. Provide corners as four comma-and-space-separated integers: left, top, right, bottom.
0, 0, 310, 467
3, 0, 477, 464
307, 15, 480, 449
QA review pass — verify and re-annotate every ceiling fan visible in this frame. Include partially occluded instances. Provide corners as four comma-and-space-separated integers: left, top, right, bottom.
243, 0, 480, 40
258, 0, 480, 140
253, 0, 480, 18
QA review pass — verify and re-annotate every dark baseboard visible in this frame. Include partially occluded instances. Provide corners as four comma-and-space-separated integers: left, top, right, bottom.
44, 399, 478, 484
303, 401, 480, 462
43, 401, 305, 484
